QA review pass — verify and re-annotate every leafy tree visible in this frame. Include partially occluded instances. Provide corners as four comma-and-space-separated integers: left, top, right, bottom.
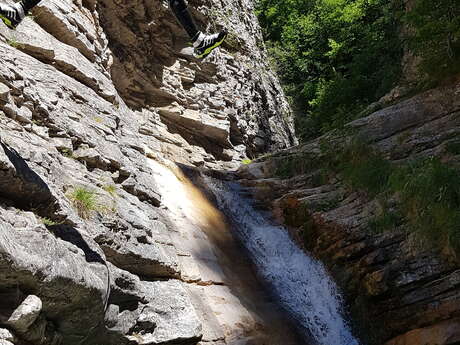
404, 0, 460, 80
257, 0, 404, 141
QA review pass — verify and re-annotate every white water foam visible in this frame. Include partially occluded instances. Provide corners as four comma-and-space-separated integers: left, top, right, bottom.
206, 179, 360, 345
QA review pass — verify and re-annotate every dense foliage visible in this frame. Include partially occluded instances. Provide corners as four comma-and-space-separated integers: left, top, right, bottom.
256, 0, 403, 140
405, 0, 460, 80
256, 0, 460, 141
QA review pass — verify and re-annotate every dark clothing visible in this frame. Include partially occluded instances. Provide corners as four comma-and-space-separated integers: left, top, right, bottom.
169, 0, 199, 40
20, 0, 40, 12
17, 0, 200, 41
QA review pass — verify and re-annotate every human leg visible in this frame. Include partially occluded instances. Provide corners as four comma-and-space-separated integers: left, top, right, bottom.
0, 0, 41, 29
168, 0, 200, 40
168, 0, 227, 58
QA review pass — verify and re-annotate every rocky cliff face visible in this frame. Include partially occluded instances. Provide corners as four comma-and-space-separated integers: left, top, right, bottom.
238, 77, 460, 345
0, 0, 297, 344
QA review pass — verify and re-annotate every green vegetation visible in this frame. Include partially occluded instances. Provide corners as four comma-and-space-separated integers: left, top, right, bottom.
59, 148, 76, 159
256, 0, 403, 140
67, 187, 100, 219
446, 140, 460, 155
102, 184, 118, 197
275, 137, 460, 255
368, 207, 401, 233
324, 138, 392, 196
40, 217, 59, 226
404, 0, 460, 82
242, 159, 252, 165
275, 153, 319, 178
330, 141, 460, 253
388, 158, 460, 252
256, 0, 460, 141
7, 38, 23, 49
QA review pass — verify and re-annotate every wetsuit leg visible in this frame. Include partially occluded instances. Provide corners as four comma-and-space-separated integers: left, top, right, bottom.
168, 0, 200, 40
20, 0, 41, 12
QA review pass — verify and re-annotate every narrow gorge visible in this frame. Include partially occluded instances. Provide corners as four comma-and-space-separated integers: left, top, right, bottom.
0, 1, 459, 345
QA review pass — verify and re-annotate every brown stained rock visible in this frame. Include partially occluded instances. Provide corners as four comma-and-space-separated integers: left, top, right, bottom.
385, 318, 460, 345
363, 269, 390, 296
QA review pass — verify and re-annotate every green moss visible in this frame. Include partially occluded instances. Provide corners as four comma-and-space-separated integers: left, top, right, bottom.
59, 148, 76, 159
242, 159, 252, 165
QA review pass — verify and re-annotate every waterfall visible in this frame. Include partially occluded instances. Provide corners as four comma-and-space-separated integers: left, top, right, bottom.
205, 178, 360, 345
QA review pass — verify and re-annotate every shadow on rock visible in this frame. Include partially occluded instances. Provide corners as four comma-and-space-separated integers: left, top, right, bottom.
47, 224, 106, 265
0, 142, 58, 216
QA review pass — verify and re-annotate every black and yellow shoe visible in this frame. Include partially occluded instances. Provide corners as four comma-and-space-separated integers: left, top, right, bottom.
193, 30, 227, 59
0, 2, 25, 29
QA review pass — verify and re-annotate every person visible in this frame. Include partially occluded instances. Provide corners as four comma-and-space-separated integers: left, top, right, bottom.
0, 0, 227, 58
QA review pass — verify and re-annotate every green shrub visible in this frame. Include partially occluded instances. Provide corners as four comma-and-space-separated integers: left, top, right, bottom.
257, 0, 403, 141
68, 187, 99, 219
319, 138, 392, 195
388, 158, 460, 251
274, 154, 318, 178
369, 209, 402, 233
325, 140, 460, 253
446, 140, 460, 155
404, 0, 460, 82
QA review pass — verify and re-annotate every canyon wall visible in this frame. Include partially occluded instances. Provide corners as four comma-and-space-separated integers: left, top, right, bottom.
0, 0, 297, 344
238, 77, 460, 345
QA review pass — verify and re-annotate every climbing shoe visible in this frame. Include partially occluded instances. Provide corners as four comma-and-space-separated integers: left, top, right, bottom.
193, 31, 227, 59
0, 1, 25, 29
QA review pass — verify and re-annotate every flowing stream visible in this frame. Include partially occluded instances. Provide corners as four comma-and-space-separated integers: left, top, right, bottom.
204, 177, 360, 345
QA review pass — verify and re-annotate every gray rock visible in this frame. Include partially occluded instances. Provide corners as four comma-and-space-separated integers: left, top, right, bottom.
121, 172, 161, 207
0, 142, 58, 216
0, 328, 15, 342
0, 82, 10, 102
0, 340, 14, 345
5, 295, 42, 334
0, 0, 302, 343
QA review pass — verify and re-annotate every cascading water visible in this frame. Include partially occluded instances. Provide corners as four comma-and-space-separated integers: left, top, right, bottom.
205, 177, 360, 345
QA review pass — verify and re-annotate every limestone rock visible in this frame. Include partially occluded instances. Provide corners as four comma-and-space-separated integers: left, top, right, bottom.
0, 341, 13, 345
238, 77, 460, 344
0, 329, 15, 342
385, 318, 460, 345
0, 0, 299, 343
5, 295, 42, 334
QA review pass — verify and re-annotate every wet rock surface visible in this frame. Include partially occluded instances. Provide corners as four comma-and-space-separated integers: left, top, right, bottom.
237, 78, 460, 345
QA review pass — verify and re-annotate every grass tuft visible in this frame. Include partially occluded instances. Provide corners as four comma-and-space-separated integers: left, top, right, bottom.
67, 187, 99, 219
40, 217, 58, 226
102, 184, 118, 197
